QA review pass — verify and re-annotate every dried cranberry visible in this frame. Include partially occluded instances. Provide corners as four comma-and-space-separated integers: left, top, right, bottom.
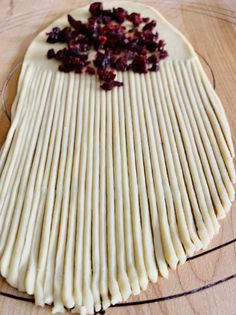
146, 41, 158, 52
46, 27, 60, 43
113, 7, 128, 23
101, 9, 113, 24
143, 29, 157, 41
110, 54, 117, 68
68, 15, 82, 31
158, 40, 166, 49
58, 27, 73, 42
128, 38, 140, 52
98, 69, 116, 81
59, 64, 71, 72
86, 66, 96, 75
139, 48, 148, 55
131, 55, 148, 73
47, 49, 55, 59
94, 52, 110, 69
143, 17, 150, 23
46, 3, 168, 90
98, 35, 107, 45
89, 2, 103, 16
143, 20, 157, 31
115, 56, 128, 71
87, 16, 100, 34
149, 64, 159, 71
100, 79, 122, 90
159, 50, 168, 59
128, 13, 143, 26
148, 54, 159, 64
126, 50, 134, 60
114, 81, 123, 87
55, 48, 68, 61
69, 42, 89, 53
100, 81, 114, 90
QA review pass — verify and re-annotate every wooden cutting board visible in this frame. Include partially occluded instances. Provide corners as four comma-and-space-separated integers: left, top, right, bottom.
0, 0, 236, 314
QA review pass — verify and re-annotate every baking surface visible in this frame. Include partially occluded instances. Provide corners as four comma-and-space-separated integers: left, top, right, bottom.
0, 0, 236, 314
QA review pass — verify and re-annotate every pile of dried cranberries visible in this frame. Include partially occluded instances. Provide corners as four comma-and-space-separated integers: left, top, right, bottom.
46, 2, 168, 90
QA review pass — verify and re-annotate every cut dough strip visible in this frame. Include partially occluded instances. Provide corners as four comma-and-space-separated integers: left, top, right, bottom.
73, 75, 92, 314
195, 60, 235, 158
145, 74, 202, 254
18, 72, 62, 292
173, 61, 226, 220
52, 73, 76, 313
112, 84, 132, 300
135, 74, 185, 266
24, 72, 65, 296
106, 89, 122, 305
62, 75, 85, 309
116, 72, 141, 293
7, 70, 57, 289
80, 77, 96, 315
0, 65, 33, 176
99, 90, 110, 310
190, 61, 236, 190
34, 73, 69, 306
153, 71, 210, 248
0, 67, 39, 243
140, 72, 194, 262
127, 72, 158, 279
181, 60, 231, 214
166, 62, 219, 233
1, 69, 50, 279
122, 72, 148, 290
91, 85, 102, 312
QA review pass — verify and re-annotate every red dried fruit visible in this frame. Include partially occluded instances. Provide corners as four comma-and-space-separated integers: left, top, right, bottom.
94, 52, 110, 69
68, 15, 82, 31
58, 27, 73, 43
59, 64, 71, 73
126, 50, 134, 60
131, 55, 148, 73
143, 17, 150, 23
148, 54, 159, 64
89, 2, 103, 16
128, 12, 143, 26
146, 41, 158, 52
46, 27, 60, 43
158, 39, 166, 49
100, 79, 123, 90
100, 81, 114, 90
143, 29, 158, 41
101, 9, 113, 24
143, 20, 157, 31
46, 2, 168, 90
149, 64, 159, 71
115, 56, 128, 71
113, 7, 128, 23
159, 50, 168, 59
47, 49, 55, 59
98, 69, 116, 81
55, 48, 68, 61
86, 66, 96, 75
98, 35, 107, 45
114, 81, 123, 87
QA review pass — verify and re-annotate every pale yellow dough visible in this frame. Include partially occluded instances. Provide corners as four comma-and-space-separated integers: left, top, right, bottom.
0, 1, 235, 314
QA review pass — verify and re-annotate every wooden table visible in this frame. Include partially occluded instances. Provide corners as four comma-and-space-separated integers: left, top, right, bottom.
0, 0, 236, 314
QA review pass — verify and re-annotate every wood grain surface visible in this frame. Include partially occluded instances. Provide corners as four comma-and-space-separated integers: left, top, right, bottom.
0, 0, 236, 314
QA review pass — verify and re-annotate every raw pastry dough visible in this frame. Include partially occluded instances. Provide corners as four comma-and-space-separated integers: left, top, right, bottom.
0, 1, 235, 314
